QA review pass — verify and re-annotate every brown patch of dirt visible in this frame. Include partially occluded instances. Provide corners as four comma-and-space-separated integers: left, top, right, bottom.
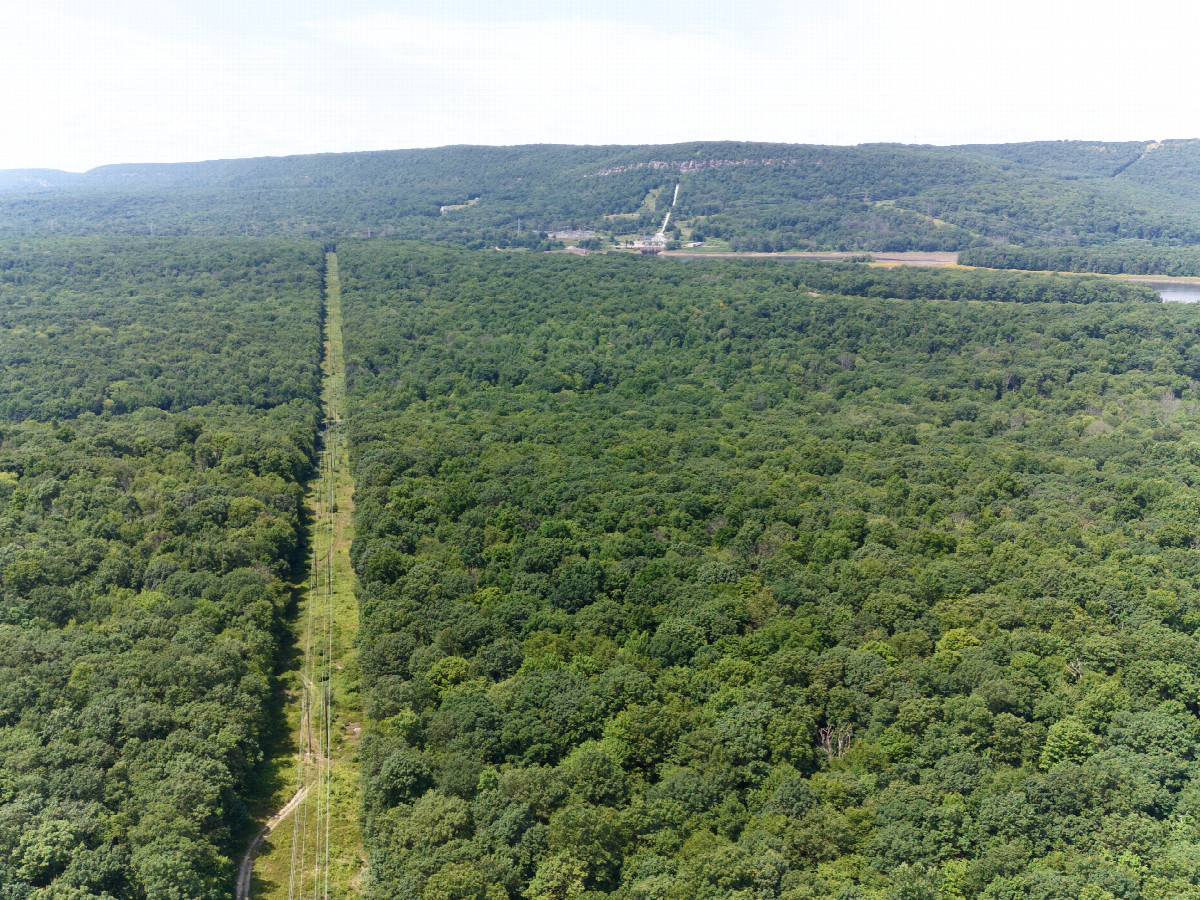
663, 250, 960, 267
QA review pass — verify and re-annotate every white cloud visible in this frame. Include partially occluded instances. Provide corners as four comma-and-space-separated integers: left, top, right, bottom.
308, 12, 793, 147
2, 7, 316, 169
2, 1, 1200, 170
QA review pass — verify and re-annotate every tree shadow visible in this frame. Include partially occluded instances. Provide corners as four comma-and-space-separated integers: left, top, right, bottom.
238, 477, 317, 830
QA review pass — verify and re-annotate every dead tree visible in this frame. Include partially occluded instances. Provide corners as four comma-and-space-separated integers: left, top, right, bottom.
818, 723, 853, 761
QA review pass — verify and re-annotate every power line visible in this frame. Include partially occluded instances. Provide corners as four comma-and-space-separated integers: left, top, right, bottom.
278, 253, 345, 900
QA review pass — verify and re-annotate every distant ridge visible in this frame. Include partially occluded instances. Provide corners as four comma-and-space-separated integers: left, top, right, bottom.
4, 140, 1200, 252
0, 168, 82, 191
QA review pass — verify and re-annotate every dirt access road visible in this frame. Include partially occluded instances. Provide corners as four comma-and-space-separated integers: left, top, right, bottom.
662, 250, 960, 266
236, 785, 311, 900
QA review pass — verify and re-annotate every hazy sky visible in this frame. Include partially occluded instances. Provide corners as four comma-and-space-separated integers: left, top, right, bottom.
5, 0, 1200, 171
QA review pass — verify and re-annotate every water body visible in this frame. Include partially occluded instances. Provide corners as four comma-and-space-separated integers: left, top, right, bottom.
1147, 280, 1200, 303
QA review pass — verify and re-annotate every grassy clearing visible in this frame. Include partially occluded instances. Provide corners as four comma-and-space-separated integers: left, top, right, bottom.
250, 253, 365, 899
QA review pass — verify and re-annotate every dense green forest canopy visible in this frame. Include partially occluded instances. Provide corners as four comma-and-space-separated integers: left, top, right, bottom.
0, 238, 323, 420
728, 261, 1159, 304
8, 141, 1200, 256
5, 133, 1200, 897
960, 243, 1200, 278
0, 238, 323, 899
340, 244, 1200, 900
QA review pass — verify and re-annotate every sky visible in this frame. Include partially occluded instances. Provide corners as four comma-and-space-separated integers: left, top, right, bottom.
4, 0, 1200, 171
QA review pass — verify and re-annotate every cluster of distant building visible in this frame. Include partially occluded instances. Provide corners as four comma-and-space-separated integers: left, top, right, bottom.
442, 197, 708, 255
630, 233, 668, 254
538, 225, 712, 255
549, 229, 668, 252
547, 229, 596, 240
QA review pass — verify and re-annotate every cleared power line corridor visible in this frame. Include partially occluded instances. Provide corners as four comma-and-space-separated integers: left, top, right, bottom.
238, 253, 365, 900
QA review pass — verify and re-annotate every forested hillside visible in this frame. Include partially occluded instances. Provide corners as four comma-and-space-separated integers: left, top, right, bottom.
7, 139, 1200, 899
7, 141, 1200, 258
340, 245, 1200, 899
0, 239, 323, 898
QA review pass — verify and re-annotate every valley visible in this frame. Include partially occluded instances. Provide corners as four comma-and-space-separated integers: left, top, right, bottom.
7, 142, 1200, 898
